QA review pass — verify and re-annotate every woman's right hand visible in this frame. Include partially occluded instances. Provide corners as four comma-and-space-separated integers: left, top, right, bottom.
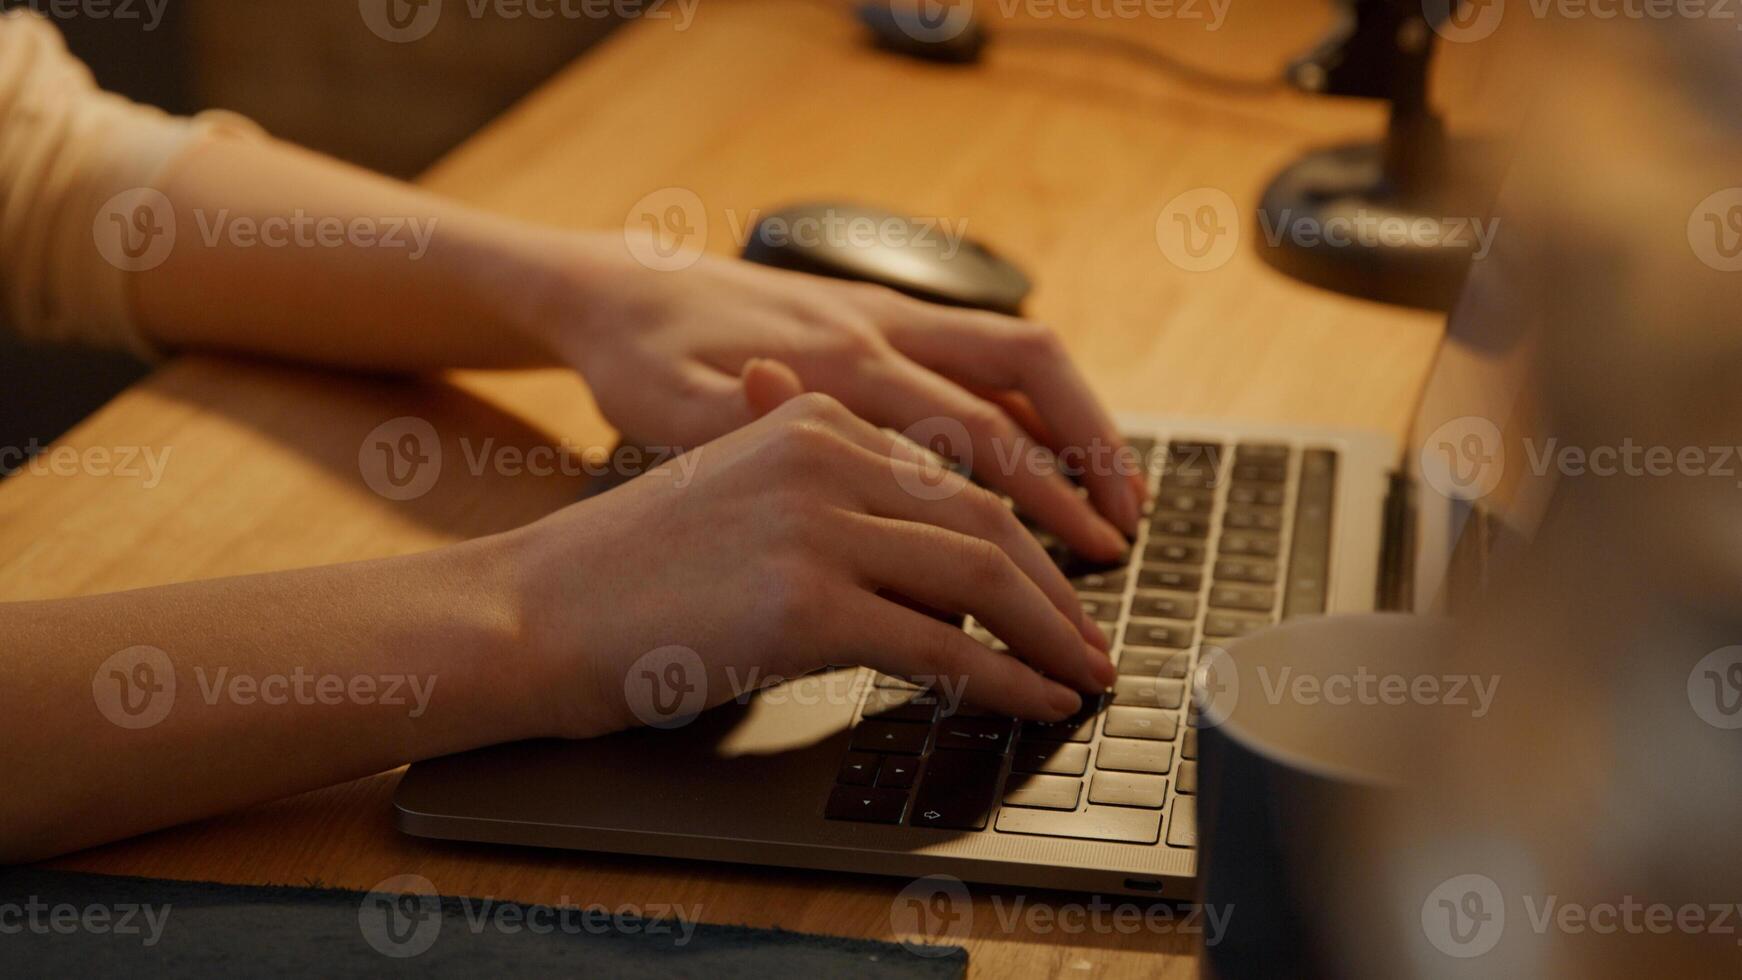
504, 379, 1119, 739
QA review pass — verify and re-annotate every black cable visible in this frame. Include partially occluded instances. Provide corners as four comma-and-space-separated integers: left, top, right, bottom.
995, 26, 1286, 97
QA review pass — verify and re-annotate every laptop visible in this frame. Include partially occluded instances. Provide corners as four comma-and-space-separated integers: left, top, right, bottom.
393, 215, 1543, 902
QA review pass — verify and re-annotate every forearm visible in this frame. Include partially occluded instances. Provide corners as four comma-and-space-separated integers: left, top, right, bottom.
1, 533, 542, 863
132, 134, 591, 371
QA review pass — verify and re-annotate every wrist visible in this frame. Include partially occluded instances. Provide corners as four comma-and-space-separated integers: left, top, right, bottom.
484, 228, 644, 373
477, 517, 623, 740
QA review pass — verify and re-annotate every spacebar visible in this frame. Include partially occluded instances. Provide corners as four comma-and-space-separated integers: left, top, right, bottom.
994, 805, 1162, 844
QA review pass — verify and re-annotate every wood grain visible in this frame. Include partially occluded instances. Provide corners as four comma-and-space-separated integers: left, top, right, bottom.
10, 1, 1516, 975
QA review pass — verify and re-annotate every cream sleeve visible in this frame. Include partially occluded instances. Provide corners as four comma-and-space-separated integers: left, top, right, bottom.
0, 11, 258, 357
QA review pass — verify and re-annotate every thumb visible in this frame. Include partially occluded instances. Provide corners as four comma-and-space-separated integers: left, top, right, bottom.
740, 358, 806, 418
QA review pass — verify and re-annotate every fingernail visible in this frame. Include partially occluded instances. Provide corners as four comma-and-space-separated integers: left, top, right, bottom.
1093, 517, 1129, 559
1046, 682, 1083, 717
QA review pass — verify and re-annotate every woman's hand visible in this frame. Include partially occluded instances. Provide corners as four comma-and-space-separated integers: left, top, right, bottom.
504, 387, 1119, 740
520, 239, 1147, 561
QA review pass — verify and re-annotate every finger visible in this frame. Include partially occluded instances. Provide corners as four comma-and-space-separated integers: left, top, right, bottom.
839, 592, 1085, 720
842, 358, 1130, 561
841, 448, 1110, 651
841, 512, 1115, 693
882, 311, 1147, 534
741, 357, 806, 418
749, 395, 1103, 651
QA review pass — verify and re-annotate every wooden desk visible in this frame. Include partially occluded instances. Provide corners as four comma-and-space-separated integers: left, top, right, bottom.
10, 1, 1507, 974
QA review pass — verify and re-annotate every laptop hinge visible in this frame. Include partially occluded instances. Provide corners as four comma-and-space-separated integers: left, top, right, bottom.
1375, 471, 1416, 612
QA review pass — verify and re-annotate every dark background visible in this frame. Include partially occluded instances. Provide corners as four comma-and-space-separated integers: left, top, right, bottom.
0, 1, 621, 474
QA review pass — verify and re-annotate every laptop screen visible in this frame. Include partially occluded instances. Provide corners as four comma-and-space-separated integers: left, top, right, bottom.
1405, 181, 1555, 614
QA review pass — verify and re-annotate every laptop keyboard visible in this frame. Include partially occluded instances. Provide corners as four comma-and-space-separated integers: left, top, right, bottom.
824, 438, 1338, 848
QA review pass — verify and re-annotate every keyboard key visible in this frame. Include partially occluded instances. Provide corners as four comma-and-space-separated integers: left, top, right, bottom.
1013, 741, 1090, 776
1078, 594, 1123, 623
1219, 533, 1280, 558
1138, 566, 1203, 591
1103, 706, 1179, 740
1231, 462, 1287, 483
1097, 738, 1175, 774
1148, 513, 1209, 538
1160, 468, 1216, 490
1130, 592, 1198, 620
1223, 508, 1283, 532
1228, 484, 1286, 507
838, 752, 880, 785
1117, 648, 1190, 678
1123, 621, 1194, 649
964, 622, 1009, 652
935, 717, 1014, 753
1068, 565, 1128, 593
863, 688, 939, 723
1088, 772, 1168, 808
1020, 716, 1096, 743
1214, 558, 1279, 584
1167, 440, 1224, 464
1204, 612, 1270, 638
1002, 775, 1082, 810
1235, 442, 1289, 461
1209, 584, 1277, 612
1113, 676, 1186, 709
1143, 538, 1205, 565
1176, 761, 1198, 794
995, 804, 1162, 844
1155, 490, 1212, 513
879, 756, 921, 789
851, 720, 930, 754
1183, 728, 1198, 759
1166, 798, 1198, 847
1283, 450, 1337, 618
910, 751, 1003, 830
826, 785, 909, 824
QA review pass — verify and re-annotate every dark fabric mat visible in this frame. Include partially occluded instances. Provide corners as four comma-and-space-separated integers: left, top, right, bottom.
0, 869, 967, 978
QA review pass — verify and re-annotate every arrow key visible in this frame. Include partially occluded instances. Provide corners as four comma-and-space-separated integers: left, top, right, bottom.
825, 785, 909, 824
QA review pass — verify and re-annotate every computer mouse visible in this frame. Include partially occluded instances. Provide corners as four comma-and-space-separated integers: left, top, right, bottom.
741, 202, 1031, 315
855, 0, 987, 65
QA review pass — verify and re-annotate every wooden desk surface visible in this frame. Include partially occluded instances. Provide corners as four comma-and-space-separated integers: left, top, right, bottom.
9, 1, 1507, 974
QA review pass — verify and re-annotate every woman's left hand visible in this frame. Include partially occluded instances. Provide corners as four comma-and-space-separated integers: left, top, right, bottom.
521, 241, 1147, 561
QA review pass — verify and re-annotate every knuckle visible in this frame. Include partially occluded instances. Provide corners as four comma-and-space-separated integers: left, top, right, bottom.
956, 400, 1006, 442
912, 627, 962, 678
786, 390, 847, 421
766, 419, 844, 472
962, 536, 1014, 589
1012, 320, 1063, 358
